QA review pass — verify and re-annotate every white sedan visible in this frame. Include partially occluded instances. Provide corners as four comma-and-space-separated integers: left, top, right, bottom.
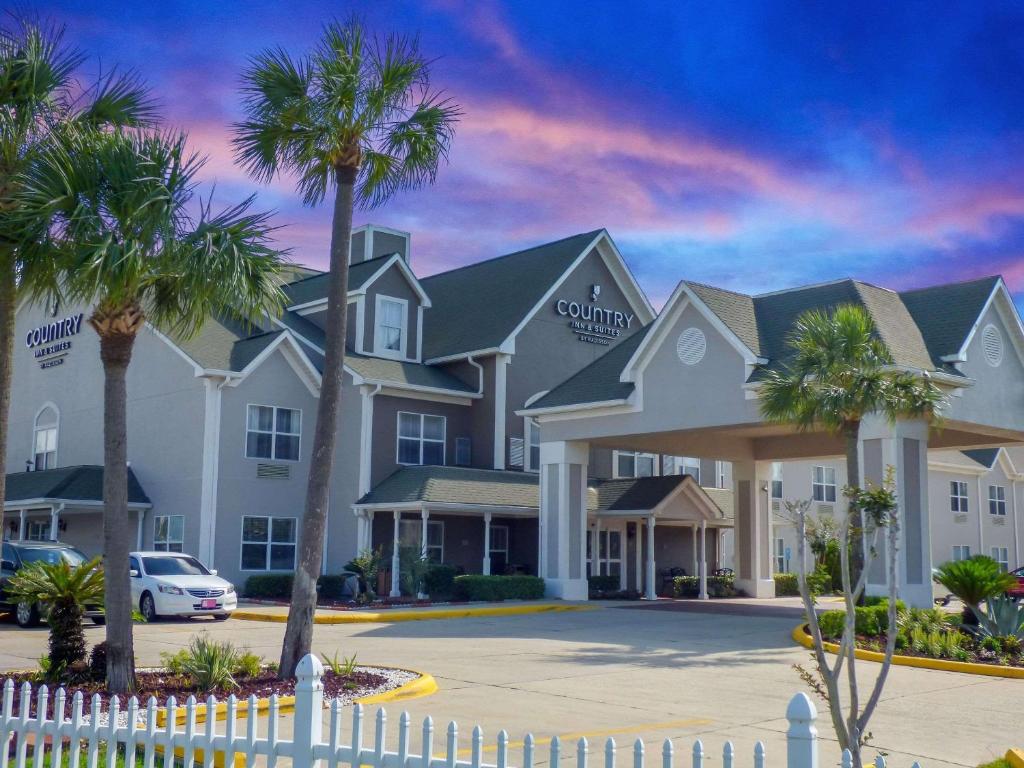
129, 551, 237, 621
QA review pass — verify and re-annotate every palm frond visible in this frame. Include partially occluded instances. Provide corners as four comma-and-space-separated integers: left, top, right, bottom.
76, 68, 159, 128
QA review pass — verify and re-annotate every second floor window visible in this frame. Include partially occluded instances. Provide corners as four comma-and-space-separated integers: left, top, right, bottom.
525, 419, 541, 472
771, 462, 784, 500
950, 481, 969, 513
398, 412, 445, 465
680, 457, 701, 483
33, 406, 58, 470
715, 460, 727, 489
615, 451, 655, 478
812, 465, 837, 503
375, 296, 407, 357
246, 405, 301, 461
989, 485, 1007, 516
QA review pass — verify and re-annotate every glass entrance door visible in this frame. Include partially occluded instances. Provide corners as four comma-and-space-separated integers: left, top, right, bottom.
587, 525, 623, 578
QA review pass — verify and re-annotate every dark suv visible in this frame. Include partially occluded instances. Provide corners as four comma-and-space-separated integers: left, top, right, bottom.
1, 541, 105, 628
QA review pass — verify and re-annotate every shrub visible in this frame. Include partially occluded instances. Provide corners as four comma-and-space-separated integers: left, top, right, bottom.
452, 575, 545, 601
818, 610, 845, 640
423, 564, 457, 599
234, 650, 263, 679
89, 641, 108, 681
243, 573, 293, 599
934, 556, 1015, 622
806, 567, 833, 596
816, 604, 895, 640
588, 575, 620, 593
345, 548, 384, 601
773, 573, 799, 596
176, 634, 241, 693
672, 574, 736, 598
318, 574, 351, 601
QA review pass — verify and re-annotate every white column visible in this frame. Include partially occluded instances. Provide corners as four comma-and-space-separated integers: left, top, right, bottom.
136, 510, 144, 549
50, 506, 59, 542
690, 525, 698, 576
483, 512, 492, 575
538, 439, 590, 600
644, 515, 657, 600
699, 520, 709, 600
1012, 480, 1020, 568
634, 521, 643, 592
618, 526, 627, 591
390, 510, 401, 598
593, 516, 602, 576
732, 460, 775, 598
18, 509, 25, 540
420, 509, 429, 559
366, 511, 375, 551
493, 354, 510, 469
859, 415, 932, 608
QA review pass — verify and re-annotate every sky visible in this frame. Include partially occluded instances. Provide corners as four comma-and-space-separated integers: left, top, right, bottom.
43, 0, 1024, 309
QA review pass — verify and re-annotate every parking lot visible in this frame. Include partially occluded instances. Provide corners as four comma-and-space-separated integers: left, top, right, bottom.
0, 601, 1017, 768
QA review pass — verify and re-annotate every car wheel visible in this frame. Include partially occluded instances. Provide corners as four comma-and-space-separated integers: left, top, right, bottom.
15, 601, 40, 628
139, 593, 159, 622
213, 613, 230, 621
91, 616, 106, 625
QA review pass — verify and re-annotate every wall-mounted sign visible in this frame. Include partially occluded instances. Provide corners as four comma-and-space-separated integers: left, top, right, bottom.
26, 313, 84, 370
554, 285, 635, 346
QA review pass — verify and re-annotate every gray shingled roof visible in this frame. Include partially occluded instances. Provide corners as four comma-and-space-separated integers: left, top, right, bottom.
421, 230, 604, 360
687, 283, 762, 357
283, 256, 396, 307
528, 325, 650, 410
357, 466, 540, 508
592, 475, 686, 512
5, 466, 150, 506
900, 276, 1000, 365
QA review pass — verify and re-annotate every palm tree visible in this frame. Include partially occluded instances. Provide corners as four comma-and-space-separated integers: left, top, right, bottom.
934, 555, 1015, 623
0, 18, 154, 533
760, 304, 945, 581
17, 128, 284, 693
5, 555, 104, 676
233, 19, 460, 677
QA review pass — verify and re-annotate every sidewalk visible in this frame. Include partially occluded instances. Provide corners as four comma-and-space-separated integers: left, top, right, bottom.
232, 600, 595, 623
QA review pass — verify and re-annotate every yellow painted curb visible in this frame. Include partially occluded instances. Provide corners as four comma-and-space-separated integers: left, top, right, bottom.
791, 624, 1024, 679
232, 603, 592, 624
1006, 748, 1024, 768
155, 666, 437, 727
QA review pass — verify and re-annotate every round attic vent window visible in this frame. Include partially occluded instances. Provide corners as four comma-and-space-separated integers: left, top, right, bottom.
677, 327, 706, 365
982, 323, 1003, 367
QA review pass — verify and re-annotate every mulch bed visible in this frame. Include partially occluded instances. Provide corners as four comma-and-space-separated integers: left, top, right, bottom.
1, 668, 390, 718
808, 626, 1024, 668
242, 597, 471, 609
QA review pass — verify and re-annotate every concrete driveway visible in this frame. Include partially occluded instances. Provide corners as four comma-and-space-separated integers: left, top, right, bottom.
0, 602, 1015, 768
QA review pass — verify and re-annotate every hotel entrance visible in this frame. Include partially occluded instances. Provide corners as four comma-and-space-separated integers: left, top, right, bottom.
586, 524, 623, 580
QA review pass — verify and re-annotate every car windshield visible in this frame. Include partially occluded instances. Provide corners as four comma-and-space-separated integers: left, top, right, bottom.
142, 556, 210, 576
18, 547, 88, 567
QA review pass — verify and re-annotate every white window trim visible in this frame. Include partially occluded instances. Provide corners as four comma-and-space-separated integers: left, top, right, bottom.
952, 544, 972, 562
991, 546, 1010, 571
31, 402, 60, 471
240, 515, 297, 572
681, 457, 701, 484
489, 524, 510, 557
373, 294, 409, 360
950, 480, 969, 513
399, 518, 444, 561
988, 484, 1007, 516
26, 519, 51, 541
153, 515, 185, 552
771, 462, 784, 500
774, 537, 786, 573
525, 418, 541, 473
613, 450, 659, 479
715, 460, 727, 489
812, 465, 837, 503
244, 404, 302, 462
396, 412, 447, 466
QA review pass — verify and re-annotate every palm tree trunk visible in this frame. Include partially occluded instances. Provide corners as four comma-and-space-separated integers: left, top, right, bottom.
0, 251, 15, 522
279, 166, 355, 678
98, 329, 137, 694
844, 423, 866, 592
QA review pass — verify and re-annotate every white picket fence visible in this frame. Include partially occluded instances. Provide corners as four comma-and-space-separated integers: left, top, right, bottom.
0, 654, 919, 768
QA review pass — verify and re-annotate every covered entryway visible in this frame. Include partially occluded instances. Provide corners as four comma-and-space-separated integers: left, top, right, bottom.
522, 277, 1024, 606
2, 465, 152, 556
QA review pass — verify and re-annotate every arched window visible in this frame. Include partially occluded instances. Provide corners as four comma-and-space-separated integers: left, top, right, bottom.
33, 405, 58, 471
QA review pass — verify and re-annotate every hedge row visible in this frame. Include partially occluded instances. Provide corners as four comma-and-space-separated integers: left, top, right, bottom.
242, 573, 351, 600
817, 599, 906, 640
773, 573, 799, 596
672, 574, 736, 598
452, 575, 545, 601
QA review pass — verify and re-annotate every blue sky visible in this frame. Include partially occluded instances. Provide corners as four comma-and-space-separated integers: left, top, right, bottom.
44, 1, 1024, 308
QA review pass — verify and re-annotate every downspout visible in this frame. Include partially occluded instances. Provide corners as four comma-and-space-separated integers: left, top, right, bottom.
1013, 478, 1020, 569
358, 384, 383, 497
466, 355, 484, 396
198, 375, 229, 568
977, 475, 985, 559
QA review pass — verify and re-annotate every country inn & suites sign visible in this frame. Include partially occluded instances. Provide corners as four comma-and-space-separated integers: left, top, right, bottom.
554, 284, 635, 346
25, 312, 84, 370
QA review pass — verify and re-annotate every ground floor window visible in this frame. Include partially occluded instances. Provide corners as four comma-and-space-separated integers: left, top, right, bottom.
489, 523, 509, 573
952, 544, 971, 562
398, 518, 444, 562
154, 515, 185, 552
991, 546, 1009, 572
587, 527, 622, 577
26, 519, 50, 541
241, 516, 296, 570
774, 537, 787, 573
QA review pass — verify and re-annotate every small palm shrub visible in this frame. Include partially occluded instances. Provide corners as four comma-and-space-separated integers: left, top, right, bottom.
169, 635, 241, 693
934, 556, 1015, 622
345, 548, 384, 602
5, 556, 103, 676
322, 650, 358, 676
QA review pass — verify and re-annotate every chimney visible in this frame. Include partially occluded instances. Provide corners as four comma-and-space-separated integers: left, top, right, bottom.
350, 224, 411, 265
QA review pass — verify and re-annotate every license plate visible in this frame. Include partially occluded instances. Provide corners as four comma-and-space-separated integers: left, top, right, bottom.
201, 599, 217, 609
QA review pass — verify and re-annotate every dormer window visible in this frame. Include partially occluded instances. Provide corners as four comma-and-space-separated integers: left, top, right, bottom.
374, 295, 407, 358
33, 405, 58, 471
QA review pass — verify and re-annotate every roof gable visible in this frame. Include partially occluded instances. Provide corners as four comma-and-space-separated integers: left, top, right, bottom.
899, 276, 1001, 365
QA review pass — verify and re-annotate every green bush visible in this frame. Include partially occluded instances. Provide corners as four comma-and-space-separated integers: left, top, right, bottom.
588, 575, 621, 594
823, 539, 844, 591
452, 575, 545, 601
243, 574, 293, 599
423, 564, 458, 599
806, 567, 833, 596
816, 603, 900, 640
818, 610, 845, 639
773, 573, 799, 596
318, 574, 350, 600
672, 574, 736, 598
